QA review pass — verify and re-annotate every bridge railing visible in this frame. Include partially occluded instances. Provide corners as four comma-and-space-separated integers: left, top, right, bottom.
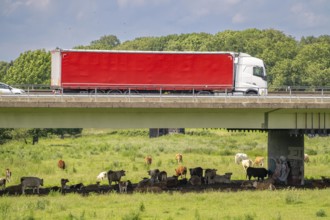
2, 84, 330, 99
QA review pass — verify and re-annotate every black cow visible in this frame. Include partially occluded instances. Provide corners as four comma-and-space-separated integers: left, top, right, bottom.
148, 169, 160, 184
246, 167, 268, 181
70, 183, 84, 191
157, 171, 167, 182
189, 167, 203, 178
107, 170, 126, 186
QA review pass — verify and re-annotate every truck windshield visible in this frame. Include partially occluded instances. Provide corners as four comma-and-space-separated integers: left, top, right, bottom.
253, 66, 265, 78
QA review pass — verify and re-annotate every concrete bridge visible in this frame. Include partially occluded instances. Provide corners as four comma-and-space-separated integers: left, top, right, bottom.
1, 94, 330, 185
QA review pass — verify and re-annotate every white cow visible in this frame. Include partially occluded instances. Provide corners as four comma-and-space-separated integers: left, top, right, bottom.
304, 154, 309, 163
97, 171, 108, 181
242, 159, 253, 170
209, 173, 232, 184
235, 153, 248, 164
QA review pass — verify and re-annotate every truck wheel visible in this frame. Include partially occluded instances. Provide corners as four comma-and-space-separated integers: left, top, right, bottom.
246, 91, 258, 96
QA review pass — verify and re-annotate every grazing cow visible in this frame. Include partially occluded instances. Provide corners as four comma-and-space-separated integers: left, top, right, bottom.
189, 175, 202, 186
97, 171, 108, 181
4, 184, 21, 195
175, 165, 187, 179
178, 178, 188, 186
253, 157, 265, 167
137, 178, 153, 188
61, 178, 69, 194
107, 170, 126, 186
61, 178, 70, 189
157, 171, 167, 182
246, 167, 269, 181
58, 160, 66, 170
119, 181, 129, 193
253, 178, 276, 190
312, 180, 327, 189
21, 177, 44, 194
0, 178, 6, 190
175, 153, 183, 163
204, 169, 217, 184
304, 154, 309, 163
5, 168, 11, 182
148, 169, 160, 184
209, 173, 232, 184
321, 176, 330, 184
241, 180, 254, 189
242, 159, 253, 170
70, 183, 84, 191
235, 153, 248, 164
166, 176, 178, 187
189, 167, 203, 178
82, 182, 100, 193
145, 156, 152, 165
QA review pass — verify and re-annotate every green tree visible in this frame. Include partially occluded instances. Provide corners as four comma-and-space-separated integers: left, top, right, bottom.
293, 42, 330, 87
3, 49, 50, 85
45, 128, 83, 138
0, 61, 12, 82
0, 128, 13, 144
74, 35, 121, 50
180, 33, 212, 51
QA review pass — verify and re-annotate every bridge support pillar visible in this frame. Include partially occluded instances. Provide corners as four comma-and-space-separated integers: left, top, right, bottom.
268, 130, 305, 185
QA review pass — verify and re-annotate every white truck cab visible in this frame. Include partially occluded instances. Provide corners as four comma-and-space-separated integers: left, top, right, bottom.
234, 53, 267, 95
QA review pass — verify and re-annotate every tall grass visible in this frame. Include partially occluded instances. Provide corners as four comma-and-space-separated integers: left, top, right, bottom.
0, 189, 329, 219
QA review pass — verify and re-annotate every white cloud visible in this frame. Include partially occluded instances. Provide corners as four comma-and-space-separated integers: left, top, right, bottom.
1, 0, 50, 15
25, 0, 50, 9
116, 0, 169, 8
232, 13, 245, 24
291, 3, 324, 27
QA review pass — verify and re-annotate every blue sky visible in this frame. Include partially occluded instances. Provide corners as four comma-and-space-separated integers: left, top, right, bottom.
0, 0, 329, 61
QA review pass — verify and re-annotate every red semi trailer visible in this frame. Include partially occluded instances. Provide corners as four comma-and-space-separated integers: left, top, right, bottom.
51, 49, 267, 95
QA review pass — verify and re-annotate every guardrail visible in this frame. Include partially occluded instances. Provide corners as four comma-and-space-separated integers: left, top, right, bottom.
6, 84, 330, 97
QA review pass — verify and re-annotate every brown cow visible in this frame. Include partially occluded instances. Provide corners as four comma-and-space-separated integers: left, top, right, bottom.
253, 178, 276, 190
145, 156, 152, 165
58, 160, 66, 170
253, 157, 265, 167
175, 165, 187, 179
175, 154, 183, 163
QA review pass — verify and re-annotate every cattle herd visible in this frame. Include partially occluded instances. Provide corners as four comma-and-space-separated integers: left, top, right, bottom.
1, 153, 329, 196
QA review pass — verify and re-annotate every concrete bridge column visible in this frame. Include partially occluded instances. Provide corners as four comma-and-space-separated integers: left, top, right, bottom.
268, 130, 304, 185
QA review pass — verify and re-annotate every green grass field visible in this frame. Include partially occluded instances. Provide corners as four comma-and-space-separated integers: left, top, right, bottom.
1, 129, 330, 219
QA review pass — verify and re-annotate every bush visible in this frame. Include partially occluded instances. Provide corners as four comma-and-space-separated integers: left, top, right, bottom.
316, 209, 327, 217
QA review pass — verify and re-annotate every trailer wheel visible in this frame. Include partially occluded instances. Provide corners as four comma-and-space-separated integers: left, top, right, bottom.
197, 91, 211, 95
